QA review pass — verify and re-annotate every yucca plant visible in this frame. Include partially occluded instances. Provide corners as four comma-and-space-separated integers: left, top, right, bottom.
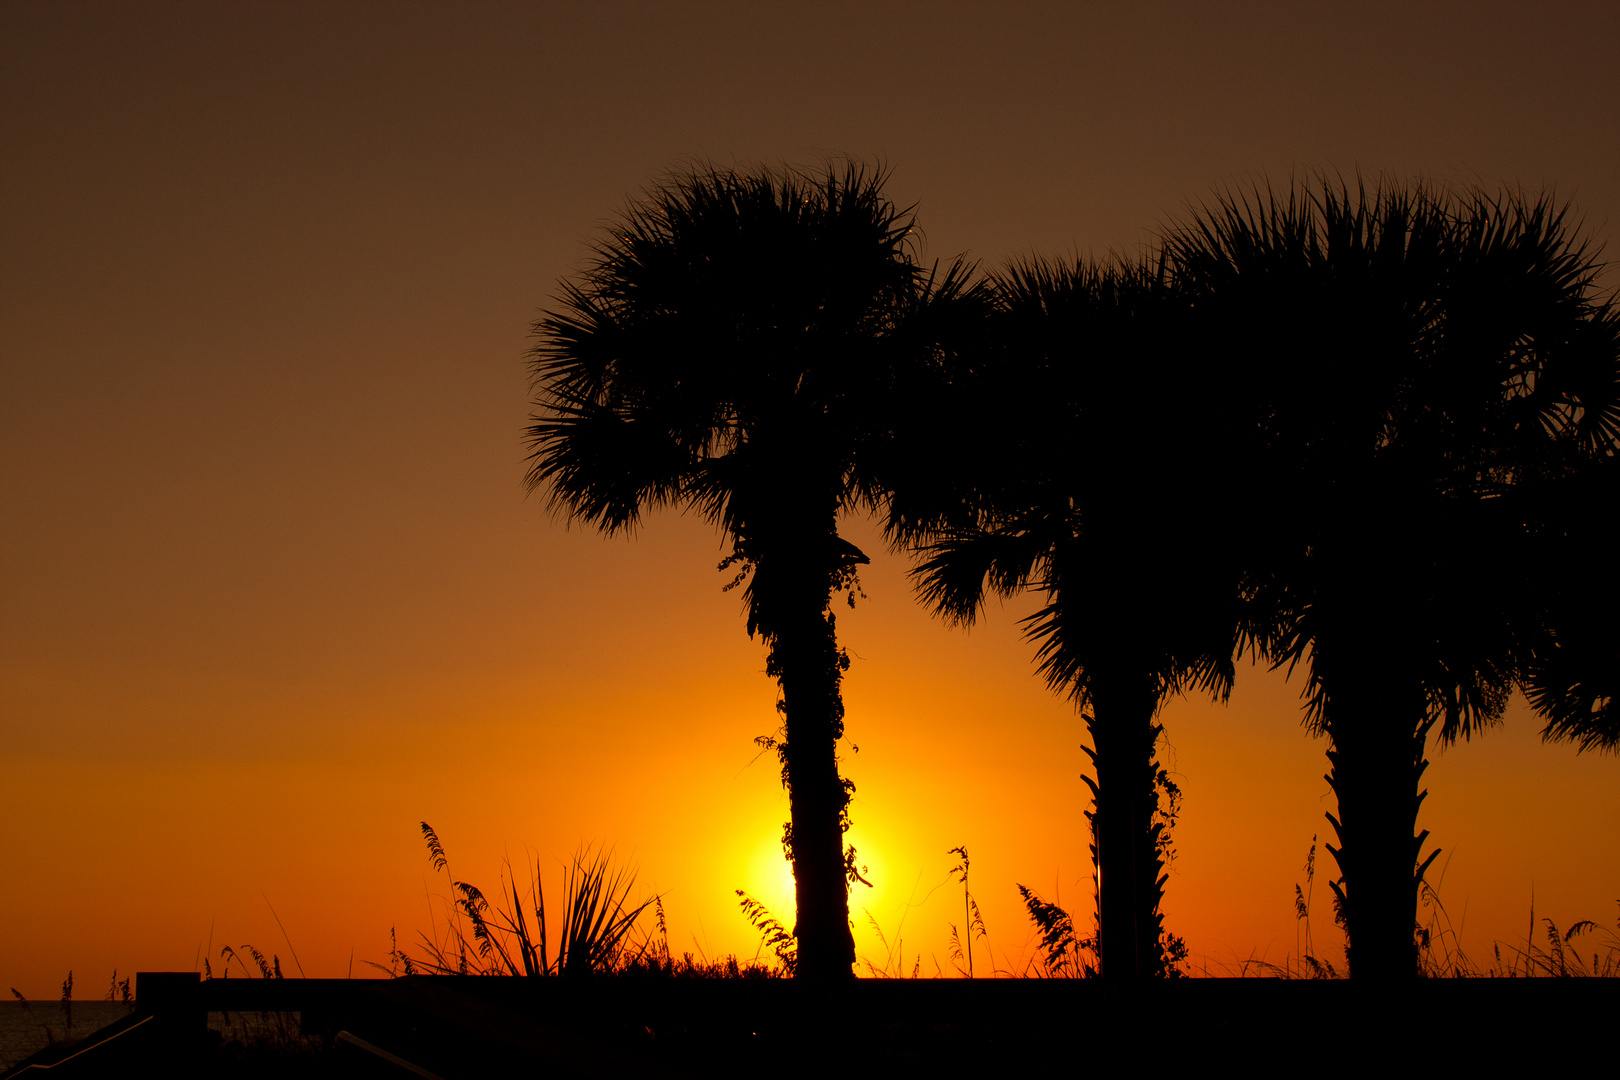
399, 822, 656, 978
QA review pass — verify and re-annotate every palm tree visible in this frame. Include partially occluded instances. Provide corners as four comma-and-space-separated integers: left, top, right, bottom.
898, 255, 1259, 980
1522, 451, 1620, 751
525, 161, 972, 980
1166, 179, 1620, 980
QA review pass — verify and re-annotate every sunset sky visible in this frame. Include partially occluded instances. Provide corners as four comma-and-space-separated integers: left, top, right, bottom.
4, 2, 1618, 995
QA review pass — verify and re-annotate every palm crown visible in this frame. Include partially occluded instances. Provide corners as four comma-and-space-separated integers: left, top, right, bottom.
530, 165, 941, 629
902, 255, 1258, 979
912, 257, 1253, 700
526, 162, 973, 979
1165, 178, 1620, 978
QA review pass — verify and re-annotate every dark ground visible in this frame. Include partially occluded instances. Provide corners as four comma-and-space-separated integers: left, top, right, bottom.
4, 976, 1612, 1077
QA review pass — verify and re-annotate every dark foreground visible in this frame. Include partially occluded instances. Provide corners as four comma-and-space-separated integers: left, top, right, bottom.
4, 973, 1613, 1077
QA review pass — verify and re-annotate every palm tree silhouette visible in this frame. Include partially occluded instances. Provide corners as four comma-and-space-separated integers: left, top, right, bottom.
1167, 179, 1620, 980
1522, 453, 1620, 752
899, 256, 1257, 980
526, 162, 971, 980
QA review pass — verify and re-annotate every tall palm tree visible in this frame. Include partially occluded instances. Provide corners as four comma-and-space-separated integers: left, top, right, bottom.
1166, 179, 1620, 980
897, 256, 1259, 980
525, 161, 972, 980
1521, 448, 1620, 750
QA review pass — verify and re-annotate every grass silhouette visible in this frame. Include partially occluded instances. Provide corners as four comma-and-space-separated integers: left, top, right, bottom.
4, 850, 1614, 1076
386, 822, 657, 978
735, 891, 797, 976
1264, 847, 1618, 979
380, 822, 784, 981
1016, 884, 1096, 979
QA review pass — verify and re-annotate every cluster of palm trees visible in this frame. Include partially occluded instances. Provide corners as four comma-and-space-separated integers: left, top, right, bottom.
524, 162, 1619, 984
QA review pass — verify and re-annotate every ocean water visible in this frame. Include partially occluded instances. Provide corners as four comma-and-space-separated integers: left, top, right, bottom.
0, 1001, 135, 1070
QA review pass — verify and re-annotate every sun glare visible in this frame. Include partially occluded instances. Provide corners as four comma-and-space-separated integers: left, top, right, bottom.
745, 834, 797, 918
739, 826, 892, 928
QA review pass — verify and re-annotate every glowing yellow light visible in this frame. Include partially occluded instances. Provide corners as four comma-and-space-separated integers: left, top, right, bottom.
744, 834, 797, 920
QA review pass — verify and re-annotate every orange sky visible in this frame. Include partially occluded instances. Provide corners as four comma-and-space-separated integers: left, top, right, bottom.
4, 2, 1618, 995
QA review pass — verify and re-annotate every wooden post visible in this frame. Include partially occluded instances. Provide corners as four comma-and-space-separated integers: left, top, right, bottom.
135, 971, 204, 1038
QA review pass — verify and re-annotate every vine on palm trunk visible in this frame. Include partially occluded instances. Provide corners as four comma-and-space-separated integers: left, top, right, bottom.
526, 160, 974, 978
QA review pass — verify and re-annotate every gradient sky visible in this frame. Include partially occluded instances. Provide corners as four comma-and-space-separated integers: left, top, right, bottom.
4, 2, 1618, 994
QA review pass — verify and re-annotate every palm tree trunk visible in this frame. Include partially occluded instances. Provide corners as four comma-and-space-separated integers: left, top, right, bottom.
1322, 679, 1436, 981
761, 543, 857, 982
1085, 668, 1167, 981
